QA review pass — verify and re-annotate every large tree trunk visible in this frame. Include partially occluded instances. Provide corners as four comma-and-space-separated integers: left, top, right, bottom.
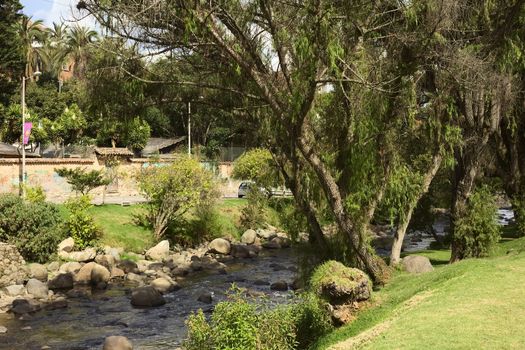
273, 152, 329, 252
449, 150, 479, 262
390, 154, 443, 265
296, 125, 391, 284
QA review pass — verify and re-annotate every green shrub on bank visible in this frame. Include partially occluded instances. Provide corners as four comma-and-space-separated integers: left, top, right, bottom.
453, 186, 500, 258
184, 290, 332, 350
0, 194, 65, 263
64, 195, 102, 249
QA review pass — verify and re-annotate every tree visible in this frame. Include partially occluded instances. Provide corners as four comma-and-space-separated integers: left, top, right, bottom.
66, 25, 97, 78
0, 0, 24, 106
232, 149, 281, 191
55, 167, 110, 195
17, 16, 47, 80
137, 158, 215, 239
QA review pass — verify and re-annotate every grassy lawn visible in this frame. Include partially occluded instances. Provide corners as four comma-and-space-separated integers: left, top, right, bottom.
89, 204, 155, 253
313, 228, 525, 350
77, 198, 252, 253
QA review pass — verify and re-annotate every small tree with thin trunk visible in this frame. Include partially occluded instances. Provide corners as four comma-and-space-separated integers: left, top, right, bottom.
137, 158, 216, 239
55, 167, 110, 195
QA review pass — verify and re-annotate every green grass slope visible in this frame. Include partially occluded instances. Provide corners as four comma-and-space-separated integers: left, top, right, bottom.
314, 234, 525, 350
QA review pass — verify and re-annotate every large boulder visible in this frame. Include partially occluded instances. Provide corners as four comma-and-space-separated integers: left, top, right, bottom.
59, 262, 82, 274
118, 260, 139, 274
208, 238, 231, 255
28, 263, 48, 282
95, 254, 116, 270
57, 237, 75, 253
230, 244, 259, 259
3, 284, 25, 297
103, 336, 133, 350
402, 255, 433, 274
62, 248, 97, 262
130, 286, 166, 307
75, 262, 96, 284
26, 278, 48, 299
311, 261, 371, 305
241, 229, 257, 244
10, 299, 41, 314
48, 273, 74, 290
146, 240, 170, 261
91, 263, 111, 285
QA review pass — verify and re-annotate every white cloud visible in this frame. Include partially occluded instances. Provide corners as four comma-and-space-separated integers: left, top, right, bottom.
44, 0, 96, 29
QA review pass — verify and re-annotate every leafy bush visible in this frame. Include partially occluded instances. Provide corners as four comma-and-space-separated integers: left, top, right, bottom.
64, 195, 102, 249
232, 148, 281, 190
184, 289, 332, 350
137, 158, 216, 239
25, 185, 46, 203
240, 188, 268, 230
268, 197, 307, 241
55, 167, 110, 195
453, 186, 501, 258
0, 194, 65, 263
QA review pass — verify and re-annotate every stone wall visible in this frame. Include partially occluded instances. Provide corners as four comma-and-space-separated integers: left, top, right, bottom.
0, 158, 236, 202
0, 243, 27, 287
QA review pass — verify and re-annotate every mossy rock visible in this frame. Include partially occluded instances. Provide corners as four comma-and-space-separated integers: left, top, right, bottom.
310, 260, 371, 305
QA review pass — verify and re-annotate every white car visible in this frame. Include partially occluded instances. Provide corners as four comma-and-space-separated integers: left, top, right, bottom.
238, 182, 292, 198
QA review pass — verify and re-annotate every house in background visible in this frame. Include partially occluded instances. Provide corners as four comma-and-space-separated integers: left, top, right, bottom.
140, 137, 186, 158
0, 143, 40, 158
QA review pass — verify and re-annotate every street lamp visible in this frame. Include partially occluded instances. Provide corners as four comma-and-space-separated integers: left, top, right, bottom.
21, 68, 41, 198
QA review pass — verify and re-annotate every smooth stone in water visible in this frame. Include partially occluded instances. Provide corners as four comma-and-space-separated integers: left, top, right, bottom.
130, 286, 166, 307
197, 292, 213, 304
146, 240, 170, 261
270, 281, 288, 291
26, 278, 48, 299
103, 335, 133, 350
48, 273, 74, 290
208, 238, 231, 255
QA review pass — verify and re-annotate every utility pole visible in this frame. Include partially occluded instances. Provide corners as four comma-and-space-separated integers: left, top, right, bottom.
187, 101, 191, 156
21, 76, 26, 198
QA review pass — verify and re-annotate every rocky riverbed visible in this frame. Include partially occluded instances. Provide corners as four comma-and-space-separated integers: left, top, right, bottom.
0, 247, 298, 349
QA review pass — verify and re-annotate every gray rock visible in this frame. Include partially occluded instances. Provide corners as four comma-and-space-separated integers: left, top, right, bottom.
197, 292, 213, 304
270, 281, 288, 291
146, 240, 170, 261
28, 263, 48, 282
130, 286, 166, 307
150, 278, 178, 294
0, 326, 6, 334
3, 284, 25, 297
26, 279, 48, 299
402, 255, 434, 274
48, 273, 74, 290
110, 267, 125, 279
95, 254, 116, 269
103, 335, 133, 350
257, 229, 276, 240
75, 262, 96, 284
262, 240, 281, 249
59, 262, 82, 274
118, 260, 138, 274
208, 238, 231, 255
230, 244, 259, 259
126, 273, 144, 284
57, 237, 75, 253
66, 248, 97, 262
10, 299, 40, 314
241, 229, 257, 244
47, 261, 60, 272
91, 263, 111, 285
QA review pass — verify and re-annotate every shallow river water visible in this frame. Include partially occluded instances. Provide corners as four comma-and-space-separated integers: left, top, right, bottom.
0, 249, 298, 350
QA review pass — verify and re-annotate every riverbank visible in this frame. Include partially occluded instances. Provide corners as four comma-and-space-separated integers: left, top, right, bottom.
313, 226, 525, 350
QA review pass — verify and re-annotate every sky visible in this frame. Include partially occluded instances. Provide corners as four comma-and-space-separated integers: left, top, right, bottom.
20, 0, 95, 28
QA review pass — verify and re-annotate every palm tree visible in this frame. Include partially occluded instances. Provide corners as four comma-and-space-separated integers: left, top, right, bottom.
38, 22, 70, 82
18, 16, 47, 80
66, 25, 98, 78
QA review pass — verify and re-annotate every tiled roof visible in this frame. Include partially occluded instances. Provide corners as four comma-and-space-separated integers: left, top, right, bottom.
0, 158, 93, 164
0, 143, 40, 158
142, 137, 186, 155
94, 147, 134, 156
